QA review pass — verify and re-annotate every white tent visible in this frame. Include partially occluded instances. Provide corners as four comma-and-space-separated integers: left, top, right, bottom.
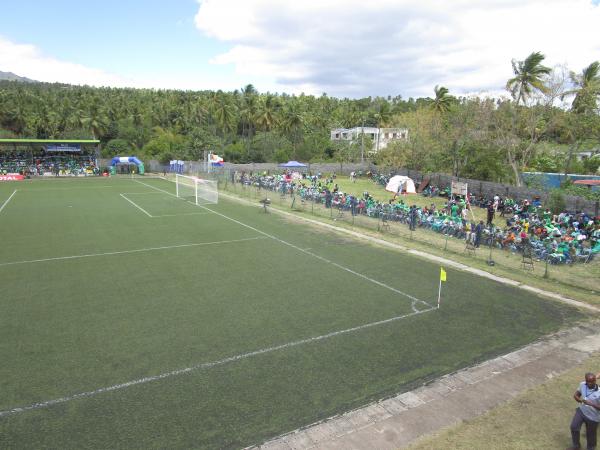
385, 175, 416, 194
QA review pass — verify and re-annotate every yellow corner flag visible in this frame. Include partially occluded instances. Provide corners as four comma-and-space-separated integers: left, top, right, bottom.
438, 267, 446, 309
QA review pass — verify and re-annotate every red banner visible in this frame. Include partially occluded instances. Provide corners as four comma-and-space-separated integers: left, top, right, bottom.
0, 175, 24, 181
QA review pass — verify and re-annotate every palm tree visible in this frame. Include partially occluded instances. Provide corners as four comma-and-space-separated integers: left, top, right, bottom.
241, 84, 257, 97
129, 106, 144, 127
564, 61, 600, 114
213, 96, 236, 137
282, 102, 304, 158
506, 51, 551, 105
80, 115, 107, 140
560, 61, 600, 177
255, 94, 279, 157
372, 99, 391, 152
429, 85, 453, 113
239, 85, 258, 145
206, 91, 222, 129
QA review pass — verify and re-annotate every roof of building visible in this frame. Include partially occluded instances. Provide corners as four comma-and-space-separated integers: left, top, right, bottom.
0, 139, 100, 144
574, 180, 600, 186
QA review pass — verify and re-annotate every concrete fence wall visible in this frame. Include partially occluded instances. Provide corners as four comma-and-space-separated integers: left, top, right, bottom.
100, 158, 598, 215
217, 162, 371, 175
394, 168, 598, 216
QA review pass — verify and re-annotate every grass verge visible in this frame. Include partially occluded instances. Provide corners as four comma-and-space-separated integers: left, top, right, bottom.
408, 353, 600, 450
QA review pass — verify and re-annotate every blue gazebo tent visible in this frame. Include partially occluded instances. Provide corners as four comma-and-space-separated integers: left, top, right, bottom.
278, 160, 307, 168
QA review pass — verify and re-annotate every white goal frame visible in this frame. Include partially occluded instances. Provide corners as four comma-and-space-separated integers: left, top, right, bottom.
175, 174, 218, 205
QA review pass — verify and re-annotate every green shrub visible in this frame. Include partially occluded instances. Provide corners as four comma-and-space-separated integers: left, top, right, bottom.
545, 190, 566, 214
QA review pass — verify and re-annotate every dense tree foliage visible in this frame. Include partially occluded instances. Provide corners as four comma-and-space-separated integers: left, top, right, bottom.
0, 52, 599, 184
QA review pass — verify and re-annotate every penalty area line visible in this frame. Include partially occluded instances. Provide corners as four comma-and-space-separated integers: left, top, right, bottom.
0, 189, 17, 215
0, 237, 267, 267
120, 193, 153, 217
0, 306, 436, 418
152, 212, 212, 218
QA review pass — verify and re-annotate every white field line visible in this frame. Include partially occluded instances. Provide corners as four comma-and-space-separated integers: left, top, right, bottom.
120, 193, 153, 218
0, 306, 436, 419
0, 237, 267, 267
152, 212, 212, 218
0, 189, 17, 215
17, 178, 116, 184
120, 190, 210, 217
16, 186, 118, 191
134, 179, 432, 311
127, 176, 167, 180
134, 179, 176, 196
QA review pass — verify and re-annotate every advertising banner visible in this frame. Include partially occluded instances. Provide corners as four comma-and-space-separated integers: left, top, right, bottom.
451, 181, 468, 196
0, 174, 24, 181
46, 144, 81, 152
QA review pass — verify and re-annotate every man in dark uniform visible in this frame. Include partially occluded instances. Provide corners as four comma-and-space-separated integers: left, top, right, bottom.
474, 220, 484, 248
486, 202, 495, 226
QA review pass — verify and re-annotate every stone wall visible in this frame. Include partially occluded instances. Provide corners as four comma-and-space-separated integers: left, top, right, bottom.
217, 162, 371, 175
394, 168, 599, 216
102, 158, 598, 215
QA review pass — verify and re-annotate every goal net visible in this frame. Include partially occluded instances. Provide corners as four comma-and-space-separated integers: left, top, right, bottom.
175, 174, 218, 205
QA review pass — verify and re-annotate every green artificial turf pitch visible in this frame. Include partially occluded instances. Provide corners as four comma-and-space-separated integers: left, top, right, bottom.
0, 177, 582, 448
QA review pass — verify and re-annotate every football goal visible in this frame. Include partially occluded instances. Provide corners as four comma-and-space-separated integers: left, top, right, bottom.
175, 174, 218, 205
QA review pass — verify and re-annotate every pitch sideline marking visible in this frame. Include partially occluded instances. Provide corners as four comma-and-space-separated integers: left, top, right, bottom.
119, 193, 154, 218
152, 212, 212, 218
0, 237, 267, 267
0, 306, 436, 418
134, 179, 432, 311
120, 190, 212, 218
0, 189, 17, 215
16, 186, 119, 191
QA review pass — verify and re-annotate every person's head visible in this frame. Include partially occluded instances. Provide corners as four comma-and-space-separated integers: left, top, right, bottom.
585, 372, 597, 388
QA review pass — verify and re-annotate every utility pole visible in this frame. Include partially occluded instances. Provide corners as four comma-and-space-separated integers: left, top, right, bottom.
361, 117, 365, 164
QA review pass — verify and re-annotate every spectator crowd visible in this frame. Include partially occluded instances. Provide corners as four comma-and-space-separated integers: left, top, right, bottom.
0, 153, 99, 177
232, 170, 600, 265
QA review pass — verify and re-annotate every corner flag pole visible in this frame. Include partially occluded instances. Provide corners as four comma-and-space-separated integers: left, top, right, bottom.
438, 267, 446, 309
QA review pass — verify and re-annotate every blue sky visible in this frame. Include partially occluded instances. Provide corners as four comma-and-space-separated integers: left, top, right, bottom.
0, 0, 237, 86
1, 0, 599, 98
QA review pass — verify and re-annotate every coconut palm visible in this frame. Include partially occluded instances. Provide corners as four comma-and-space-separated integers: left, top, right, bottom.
213, 96, 236, 136
239, 85, 258, 144
565, 61, 600, 114
506, 51, 551, 105
429, 85, 453, 113
281, 102, 304, 158
255, 94, 280, 155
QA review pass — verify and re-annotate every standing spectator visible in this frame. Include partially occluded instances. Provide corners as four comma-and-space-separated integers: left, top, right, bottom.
409, 205, 417, 231
465, 221, 475, 244
474, 220, 484, 248
451, 201, 459, 218
325, 189, 332, 208
350, 196, 357, 215
569, 372, 600, 450
461, 206, 469, 223
487, 202, 495, 226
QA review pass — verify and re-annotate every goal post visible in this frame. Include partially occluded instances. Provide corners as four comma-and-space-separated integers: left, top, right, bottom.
175, 174, 218, 205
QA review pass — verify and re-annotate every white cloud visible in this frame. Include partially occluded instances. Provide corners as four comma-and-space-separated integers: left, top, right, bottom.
0, 36, 134, 87
194, 0, 600, 98
0, 35, 264, 93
